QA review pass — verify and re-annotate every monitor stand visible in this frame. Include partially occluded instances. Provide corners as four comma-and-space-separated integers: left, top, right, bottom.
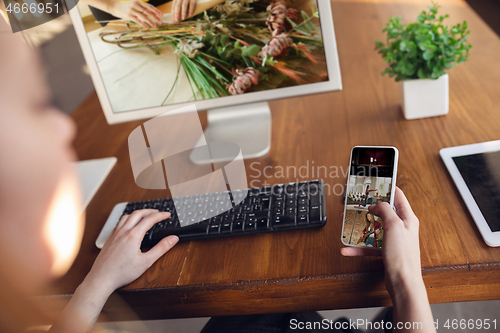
190, 102, 271, 164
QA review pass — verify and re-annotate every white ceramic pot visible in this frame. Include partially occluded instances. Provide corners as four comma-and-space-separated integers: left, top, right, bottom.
398, 74, 449, 120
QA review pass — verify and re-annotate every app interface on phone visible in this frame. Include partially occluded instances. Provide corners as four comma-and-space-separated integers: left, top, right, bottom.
342, 147, 395, 248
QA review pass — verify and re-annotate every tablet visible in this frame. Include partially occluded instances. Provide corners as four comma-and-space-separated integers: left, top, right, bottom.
440, 140, 500, 247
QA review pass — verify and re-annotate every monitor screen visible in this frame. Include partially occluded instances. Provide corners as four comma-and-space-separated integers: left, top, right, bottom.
71, 0, 340, 121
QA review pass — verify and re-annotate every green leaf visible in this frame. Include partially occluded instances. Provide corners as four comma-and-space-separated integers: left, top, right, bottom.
257, 66, 268, 73
242, 44, 260, 57
407, 42, 417, 57
202, 31, 214, 44
295, 26, 312, 36
399, 41, 407, 51
233, 48, 242, 59
311, 6, 318, 18
306, 20, 315, 31
417, 68, 426, 79
286, 16, 298, 28
301, 11, 309, 22
423, 49, 434, 60
221, 48, 234, 62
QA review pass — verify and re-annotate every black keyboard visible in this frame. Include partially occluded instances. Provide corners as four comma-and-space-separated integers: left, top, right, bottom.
121, 180, 327, 248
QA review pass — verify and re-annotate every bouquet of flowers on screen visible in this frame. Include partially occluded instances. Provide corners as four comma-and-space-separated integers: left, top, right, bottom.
88, 0, 328, 111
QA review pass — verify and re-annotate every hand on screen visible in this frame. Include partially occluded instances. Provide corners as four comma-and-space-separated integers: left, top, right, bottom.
84, 210, 178, 295
109, 0, 163, 28
341, 187, 422, 294
172, 0, 197, 22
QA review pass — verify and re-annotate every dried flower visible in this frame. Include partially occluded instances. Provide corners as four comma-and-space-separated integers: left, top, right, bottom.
266, 2, 298, 36
259, 33, 293, 60
215, 0, 255, 16
284, 8, 298, 31
266, 1, 287, 36
227, 67, 261, 94
175, 39, 204, 58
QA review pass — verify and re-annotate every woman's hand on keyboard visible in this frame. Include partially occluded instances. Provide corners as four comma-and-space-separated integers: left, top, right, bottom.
85, 209, 179, 295
50, 210, 179, 332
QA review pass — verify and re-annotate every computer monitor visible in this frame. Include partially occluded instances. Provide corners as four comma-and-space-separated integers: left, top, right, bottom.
69, 0, 341, 162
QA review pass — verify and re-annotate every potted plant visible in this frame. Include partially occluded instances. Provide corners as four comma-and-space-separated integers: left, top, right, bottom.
375, 2, 471, 120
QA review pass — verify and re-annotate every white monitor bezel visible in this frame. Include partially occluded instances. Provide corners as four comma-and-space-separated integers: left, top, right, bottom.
68, 0, 342, 124
440, 140, 500, 247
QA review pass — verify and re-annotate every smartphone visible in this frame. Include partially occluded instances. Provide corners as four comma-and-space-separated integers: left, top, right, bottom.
341, 146, 399, 249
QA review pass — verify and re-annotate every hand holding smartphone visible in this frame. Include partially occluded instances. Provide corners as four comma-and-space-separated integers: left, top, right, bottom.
341, 146, 399, 249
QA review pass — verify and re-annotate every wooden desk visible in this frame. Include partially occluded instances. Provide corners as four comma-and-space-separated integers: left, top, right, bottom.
49, 0, 500, 321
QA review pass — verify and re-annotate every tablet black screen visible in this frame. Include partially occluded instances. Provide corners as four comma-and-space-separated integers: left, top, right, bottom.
453, 150, 500, 232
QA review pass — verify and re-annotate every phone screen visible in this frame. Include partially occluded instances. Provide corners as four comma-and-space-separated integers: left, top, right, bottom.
342, 147, 397, 249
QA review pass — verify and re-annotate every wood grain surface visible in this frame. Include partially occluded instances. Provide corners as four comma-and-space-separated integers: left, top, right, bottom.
44, 0, 500, 322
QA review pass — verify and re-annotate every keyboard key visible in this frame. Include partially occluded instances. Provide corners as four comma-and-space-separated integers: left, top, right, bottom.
310, 205, 321, 224
310, 192, 320, 206
254, 210, 269, 218
165, 218, 176, 228
245, 221, 256, 231
272, 185, 284, 195
272, 215, 295, 228
298, 205, 308, 213
298, 214, 308, 225
257, 218, 269, 230
221, 223, 231, 234
210, 216, 222, 224
273, 193, 285, 201
209, 224, 220, 235
233, 221, 244, 232
222, 215, 234, 223
285, 184, 297, 195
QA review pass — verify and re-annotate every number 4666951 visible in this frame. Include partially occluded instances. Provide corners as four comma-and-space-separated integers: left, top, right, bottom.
444, 319, 496, 330
6, 2, 59, 14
